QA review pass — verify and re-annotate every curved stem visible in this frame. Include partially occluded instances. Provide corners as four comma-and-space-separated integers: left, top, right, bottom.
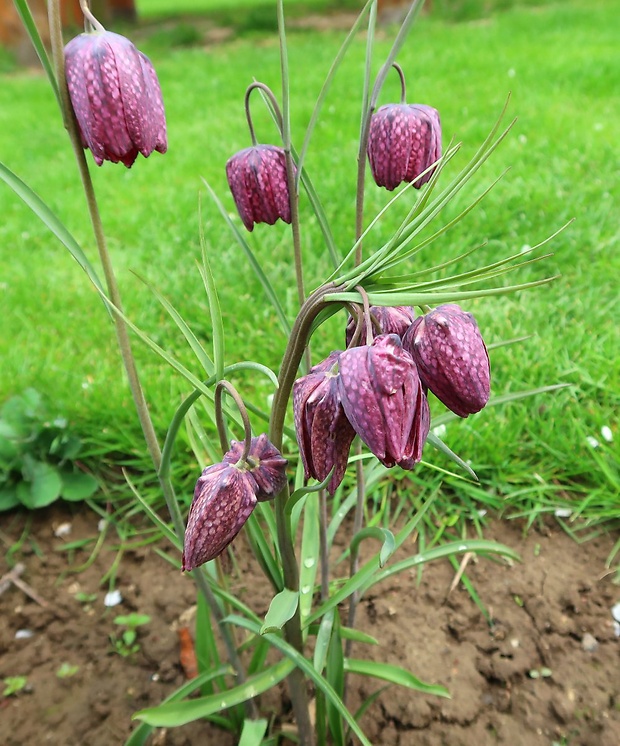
214, 380, 253, 462
48, 0, 255, 717
79, 0, 105, 33
245, 82, 283, 146
355, 285, 373, 345
393, 62, 407, 103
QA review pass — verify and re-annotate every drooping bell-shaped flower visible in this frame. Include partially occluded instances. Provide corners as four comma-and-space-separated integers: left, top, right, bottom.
345, 305, 415, 348
226, 145, 291, 231
223, 433, 288, 501
403, 304, 490, 418
182, 462, 257, 571
293, 352, 356, 495
64, 31, 167, 167
338, 334, 430, 468
367, 103, 441, 190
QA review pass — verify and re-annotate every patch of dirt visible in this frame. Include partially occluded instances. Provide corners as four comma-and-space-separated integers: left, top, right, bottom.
1, 506, 618, 745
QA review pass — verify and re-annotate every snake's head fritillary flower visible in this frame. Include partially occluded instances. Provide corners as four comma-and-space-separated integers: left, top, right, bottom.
338, 334, 430, 468
403, 304, 490, 418
223, 434, 288, 501
64, 31, 167, 167
367, 103, 441, 191
182, 462, 257, 571
226, 145, 292, 231
345, 305, 415, 348
293, 352, 356, 495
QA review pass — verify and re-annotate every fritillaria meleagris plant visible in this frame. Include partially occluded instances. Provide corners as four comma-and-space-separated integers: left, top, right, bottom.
64, 11, 166, 167
367, 63, 441, 190
226, 83, 293, 231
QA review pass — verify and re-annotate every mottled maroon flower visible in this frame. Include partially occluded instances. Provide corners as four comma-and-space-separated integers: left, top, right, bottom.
182, 462, 257, 571
293, 352, 356, 494
403, 304, 490, 418
226, 145, 291, 231
223, 433, 288, 501
338, 334, 430, 468
345, 305, 415, 348
367, 104, 441, 190
64, 31, 167, 167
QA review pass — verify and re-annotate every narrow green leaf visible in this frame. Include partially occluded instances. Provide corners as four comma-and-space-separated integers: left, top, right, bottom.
245, 511, 283, 593
299, 492, 320, 620
308, 624, 379, 648
286, 467, 335, 517
0, 162, 105, 297
124, 665, 233, 744
238, 719, 269, 746
123, 470, 181, 550
134, 658, 294, 727
12, 0, 60, 106
198, 219, 225, 382
261, 589, 299, 634
344, 659, 449, 698
134, 272, 214, 378
313, 609, 335, 673
361, 539, 520, 595
426, 432, 478, 481
225, 616, 374, 746
201, 177, 290, 336
326, 615, 345, 746
350, 527, 395, 568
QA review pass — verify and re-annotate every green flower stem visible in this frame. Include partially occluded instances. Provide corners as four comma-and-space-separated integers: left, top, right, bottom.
268, 283, 338, 746
48, 0, 255, 717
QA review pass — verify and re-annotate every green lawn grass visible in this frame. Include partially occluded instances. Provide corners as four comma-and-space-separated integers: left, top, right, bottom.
0, 0, 618, 531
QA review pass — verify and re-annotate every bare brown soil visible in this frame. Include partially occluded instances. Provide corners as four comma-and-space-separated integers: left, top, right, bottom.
1, 505, 618, 745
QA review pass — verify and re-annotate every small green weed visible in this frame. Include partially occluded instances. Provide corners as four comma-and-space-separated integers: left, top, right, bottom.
56, 663, 79, 679
0, 389, 99, 511
110, 613, 152, 657
2, 676, 28, 696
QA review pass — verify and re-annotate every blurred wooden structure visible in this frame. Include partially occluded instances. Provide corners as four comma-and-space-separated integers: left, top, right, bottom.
0, 0, 137, 65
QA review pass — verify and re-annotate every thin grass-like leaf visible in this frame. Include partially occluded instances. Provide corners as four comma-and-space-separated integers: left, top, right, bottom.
313, 609, 335, 673
350, 527, 395, 568
12, 0, 60, 106
299, 492, 320, 621
344, 659, 449, 698
124, 665, 233, 745
238, 719, 269, 746
426, 433, 478, 481
0, 161, 105, 297
326, 615, 345, 746
201, 177, 290, 335
244, 512, 284, 593
123, 470, 181, 551
199, 216, 225, 381
133, 658, 294, 727
226, 616, 373, 746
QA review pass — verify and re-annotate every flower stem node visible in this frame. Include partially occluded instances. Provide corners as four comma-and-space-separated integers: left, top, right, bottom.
367, 103, 441, 191
226, 145, 292, 231
403, 304, 491, 418
338, 334, 430, 469
64, 31, 167, 168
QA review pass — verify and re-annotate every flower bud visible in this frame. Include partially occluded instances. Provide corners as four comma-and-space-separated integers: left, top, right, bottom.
345, 305, 415, 348
338, 334, 430, 468
223, 433, 288, 501
64, 31, 167, 167
403, 304, 490, 418
367, 104, 441, 190
182, 462, 257, 571
226, 145, 292, 231
293, 352, 356, 494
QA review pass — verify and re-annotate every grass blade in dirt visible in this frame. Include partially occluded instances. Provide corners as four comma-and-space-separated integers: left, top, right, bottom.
133, 657, 294, 727
344, 659, 449, 698
124, 664, 233, 745
224, 616, 374, 746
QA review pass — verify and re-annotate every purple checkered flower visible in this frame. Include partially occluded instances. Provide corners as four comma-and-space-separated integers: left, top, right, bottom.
226, 145, 292, 231
345, 305, 415, 348
367, 103, 441, 190
223, 433, 288, 501
182, 462, 257, 571
338, 334, 430, 468
403, 304, 490, 418
64, 31, 167, 167
293, 351, 356, 494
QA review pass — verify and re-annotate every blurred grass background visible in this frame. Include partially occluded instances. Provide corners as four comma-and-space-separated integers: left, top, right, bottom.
0, 0, 618, 533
